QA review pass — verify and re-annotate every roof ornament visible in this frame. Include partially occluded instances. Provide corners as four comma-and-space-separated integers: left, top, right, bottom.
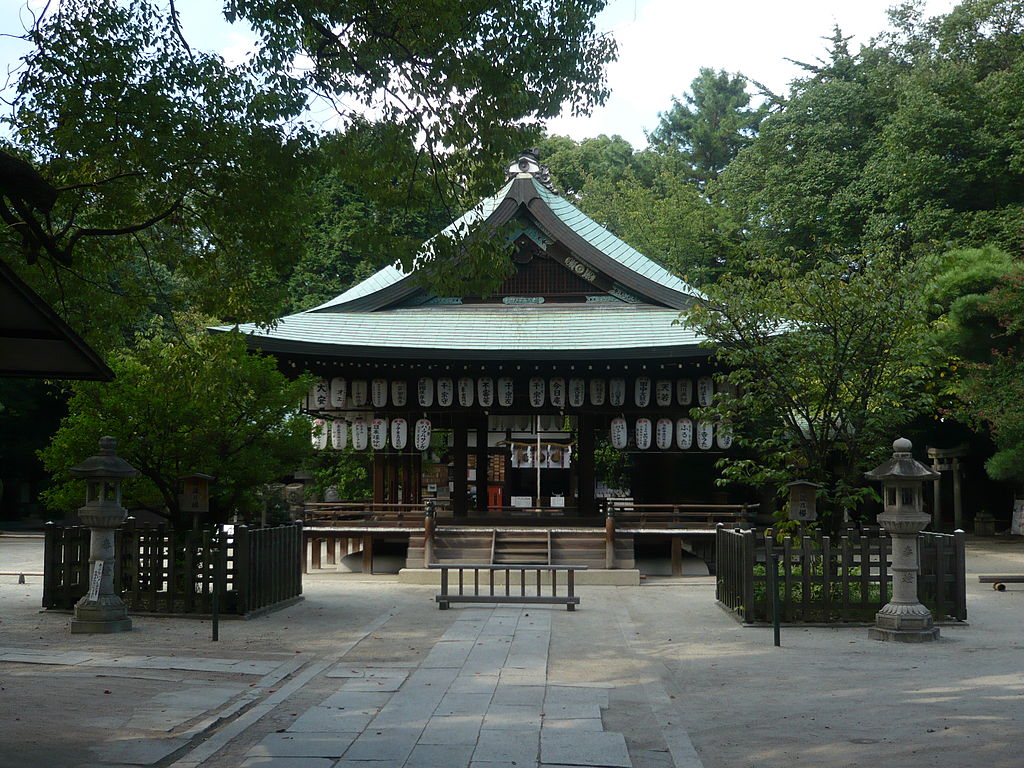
506, 149, 557, 194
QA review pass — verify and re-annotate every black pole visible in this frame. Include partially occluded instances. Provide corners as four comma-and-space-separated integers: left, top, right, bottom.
211, 532, 224, 642
768, 551, 781, 647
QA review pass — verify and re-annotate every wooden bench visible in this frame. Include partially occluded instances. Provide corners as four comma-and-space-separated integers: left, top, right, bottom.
978, 574, 1024, 591
430, 564, 586, 610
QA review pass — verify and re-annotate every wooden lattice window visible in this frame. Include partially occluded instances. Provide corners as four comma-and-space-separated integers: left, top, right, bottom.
497, 256, 593, 297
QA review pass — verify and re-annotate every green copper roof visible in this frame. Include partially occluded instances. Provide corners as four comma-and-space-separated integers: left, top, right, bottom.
221, 303, 706, 361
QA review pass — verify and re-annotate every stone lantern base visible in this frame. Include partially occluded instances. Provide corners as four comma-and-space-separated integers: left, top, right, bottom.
71, 595, 132, 634
868, 604, 939, 643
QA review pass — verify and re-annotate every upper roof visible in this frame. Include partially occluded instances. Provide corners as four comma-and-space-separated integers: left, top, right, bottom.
217, 151, 710, 361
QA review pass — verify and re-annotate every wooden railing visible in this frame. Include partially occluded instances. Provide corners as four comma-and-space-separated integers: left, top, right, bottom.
605, 501, 756, 528
430, 564, 586, 610
715, 527, 966, 623
302, 502, 430, 526
42, 520, 303, 616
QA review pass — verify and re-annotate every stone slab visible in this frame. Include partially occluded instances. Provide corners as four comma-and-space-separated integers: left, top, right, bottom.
472, 728, 540, 765
247, 733, 358, 758
342, 725, 421, 761
436, 692, 493, 716
405, 742, 476, 768
418, 714, 485, 745
239, 758, 336, 768
86, 736, 190, 765
540, 729, 632, 767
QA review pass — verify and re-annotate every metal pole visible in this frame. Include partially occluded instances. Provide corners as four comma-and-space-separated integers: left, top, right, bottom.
211, 531, 223, 642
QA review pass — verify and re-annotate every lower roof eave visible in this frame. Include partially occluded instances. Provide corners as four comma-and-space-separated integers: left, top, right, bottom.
237, 334, 712, 362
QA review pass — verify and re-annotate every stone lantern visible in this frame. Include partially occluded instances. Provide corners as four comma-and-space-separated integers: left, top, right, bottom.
68, 436, 138, 634
864, 437, 940, 642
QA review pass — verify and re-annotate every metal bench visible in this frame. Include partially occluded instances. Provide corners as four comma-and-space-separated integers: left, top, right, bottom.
430, 564, 586, 610
978, 574, 1024, 591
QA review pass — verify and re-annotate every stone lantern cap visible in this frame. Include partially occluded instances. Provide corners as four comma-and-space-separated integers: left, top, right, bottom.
864, 438, 939, 482
69, 436, 139, 480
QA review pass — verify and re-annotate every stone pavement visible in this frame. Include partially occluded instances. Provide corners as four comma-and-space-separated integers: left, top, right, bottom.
3, 534, 1024, 768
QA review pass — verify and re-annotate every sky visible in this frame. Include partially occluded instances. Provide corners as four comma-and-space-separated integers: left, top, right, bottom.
1, 0, 960, 149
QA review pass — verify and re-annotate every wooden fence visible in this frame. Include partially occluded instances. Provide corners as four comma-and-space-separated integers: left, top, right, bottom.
42, 519, 303, 616
716, 527, 967, 624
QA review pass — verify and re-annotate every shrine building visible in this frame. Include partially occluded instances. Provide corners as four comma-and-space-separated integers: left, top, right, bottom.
216, 151, 755, 574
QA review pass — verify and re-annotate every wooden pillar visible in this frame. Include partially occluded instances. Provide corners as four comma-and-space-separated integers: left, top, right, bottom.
578, 414, 596, 516
361, 534, 374, 574
372, 453, 386, 504
503, 429, 513, 511
475, 417, 489, 513
453, 414, 468, 518
671, 536, 683, 577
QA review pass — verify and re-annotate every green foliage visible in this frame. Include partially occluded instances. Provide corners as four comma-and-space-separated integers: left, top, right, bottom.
594, 436, 630, 492
752, 561, 890, 605
38, 326, 313, 527
309, 447, 372, 502
648, 67, 767, 188
685, 252, 936, 522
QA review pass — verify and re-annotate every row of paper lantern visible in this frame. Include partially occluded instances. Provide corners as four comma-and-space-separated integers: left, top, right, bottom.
307, 375, 718, 411
312, 417, 432, 451
610, 417, 733, 451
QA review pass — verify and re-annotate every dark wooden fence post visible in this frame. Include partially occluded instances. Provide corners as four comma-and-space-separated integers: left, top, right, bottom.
42, 521, 57, 608
741, 528, 756, 624
234, 525, 250, 615
953, 529, 967, 621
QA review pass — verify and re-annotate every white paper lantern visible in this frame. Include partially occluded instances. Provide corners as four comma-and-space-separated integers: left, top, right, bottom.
370, 378, 387, 408
610, 417, 628, 450
697, 376, 714, 407
458, 376, 475, 407
655, 380, 672, 407
497, 376, 514, 407
371, 417, 388, 450
549, 377, 565, 408
590, 379, 606, 406
676, 418, 693, 449
716, 422, 734, 450
330, 420, 347, 449
351, 417, 368, 450
635, 376, 651, 407
330, 377, 347, 408
311, 419, 328, 450
529, 377, 545, 407
414, 418, 432, 450
696, 420, 714, 450
609, 377, 626, 407
309, 380, 330, 410
477, 377, 494, 407
391, 418, 408, 450
417, 377, 434, 407
437, 377, 454, 407
541, 414, 562, 431
568, 377, 585, 408
656, 418, 673, 449
351, 379, 368, 407
635, 417, 652, 450
676, 379, 693, 405
391, 380, 407, 407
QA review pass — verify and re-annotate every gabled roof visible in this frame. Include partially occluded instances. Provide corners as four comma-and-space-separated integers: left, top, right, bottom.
216, 152, 710, 361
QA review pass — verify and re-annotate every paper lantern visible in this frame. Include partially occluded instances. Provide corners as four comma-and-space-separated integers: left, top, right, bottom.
309, 380, 330, 410
371, 417, 388, 450
477, 377, 494, 407
716, 422, 734, 450
696, 420, 714, 450
676, 418, 693, 450
635, 376, 652, 407
568, 377, 585, 408
458, 376, 474, 407
391, 418, 408, 450
529, 377, 545, 407
610, 417, 628, 450
351, 379, 368, 407
655, 380, 672, 407
352, 418, 368, 450
330, 377, 347, 409
497, 376, 514, 407
414, 418, 432, 450
391, 380, 407, 407
417, 377, 434, 407
330, 420, 347, 449
437, 377, 454, 407
311, 419, 327, 450
697, 376, 714, 407
590, 379, 606, 406
676, 379, 693, 405
609, 377, 626, 407
371, 378, 387, 408
635, 418, 652, 450
656, 418, 673, 449
549, 377, 565, 408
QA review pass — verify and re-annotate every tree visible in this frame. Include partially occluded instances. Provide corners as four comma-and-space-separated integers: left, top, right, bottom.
648, 67, 766, 188
38, 327, 312, 528
684, 253, 936, 526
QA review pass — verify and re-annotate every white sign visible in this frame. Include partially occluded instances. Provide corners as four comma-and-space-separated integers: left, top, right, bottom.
309, 379, 330, 410
87, 560, 104, 602
511, 496, 533, 508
